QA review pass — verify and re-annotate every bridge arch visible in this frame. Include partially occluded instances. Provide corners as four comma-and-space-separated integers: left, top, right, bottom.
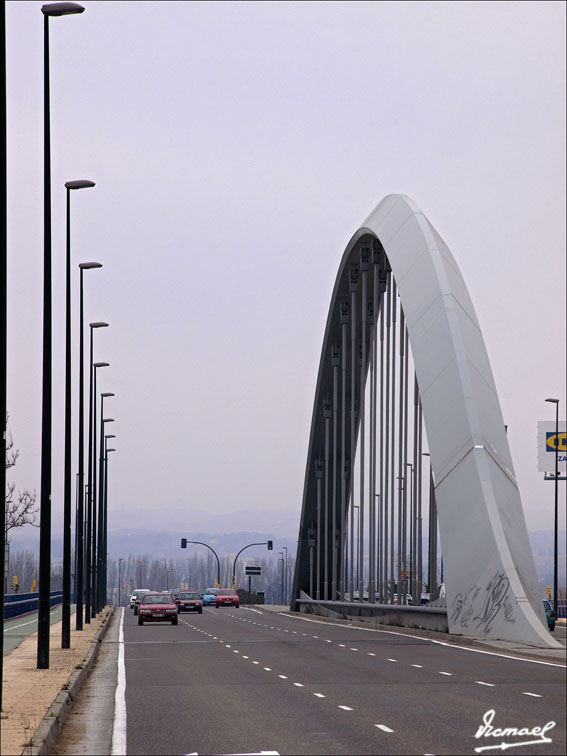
291, 194, 556, 647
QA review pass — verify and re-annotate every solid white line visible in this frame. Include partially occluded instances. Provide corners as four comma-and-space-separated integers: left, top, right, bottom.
111, 608, 127, 756
522, 692, 542, 697
375, 724, 394, 733
277, 613, 566, 668
242, 607, 263, 614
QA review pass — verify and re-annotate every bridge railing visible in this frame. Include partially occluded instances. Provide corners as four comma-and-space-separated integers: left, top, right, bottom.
3, 590, 63, 620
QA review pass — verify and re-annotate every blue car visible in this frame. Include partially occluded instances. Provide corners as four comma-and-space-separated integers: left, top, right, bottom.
202, 588, 218, 606
543, 599, 556, 631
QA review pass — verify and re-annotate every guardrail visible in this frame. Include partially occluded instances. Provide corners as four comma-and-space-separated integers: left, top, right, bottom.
296, 598, 449, 632
3, 591, 63, 620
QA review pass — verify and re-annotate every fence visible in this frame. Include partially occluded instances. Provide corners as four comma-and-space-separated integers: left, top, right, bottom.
3, 590, 63, 620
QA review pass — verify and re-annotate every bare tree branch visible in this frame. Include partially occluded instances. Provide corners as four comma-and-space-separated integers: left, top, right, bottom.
5, 413, 38, 531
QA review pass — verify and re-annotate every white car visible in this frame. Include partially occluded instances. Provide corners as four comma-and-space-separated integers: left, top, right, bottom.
129, 588, 151, 609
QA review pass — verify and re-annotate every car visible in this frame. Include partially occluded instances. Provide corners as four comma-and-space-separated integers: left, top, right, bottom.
130, 589, 151, 613
137, 592, 179, 625
543, 599, 556, 631
202, 588, 218, 606
177, 590, 203, 613
215, 588, 240, 608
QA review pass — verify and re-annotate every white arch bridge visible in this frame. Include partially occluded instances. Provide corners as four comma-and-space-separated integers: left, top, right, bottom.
290, 194, 558, 649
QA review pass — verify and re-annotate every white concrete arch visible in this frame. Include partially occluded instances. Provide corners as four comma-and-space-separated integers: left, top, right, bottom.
362, 194, 557, 647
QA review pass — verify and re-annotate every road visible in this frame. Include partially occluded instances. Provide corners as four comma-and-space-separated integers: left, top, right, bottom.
3, 604, 69, 654
110, 605, 565, 756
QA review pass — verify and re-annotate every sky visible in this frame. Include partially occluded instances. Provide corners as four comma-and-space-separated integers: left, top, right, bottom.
4, 1, 566, 549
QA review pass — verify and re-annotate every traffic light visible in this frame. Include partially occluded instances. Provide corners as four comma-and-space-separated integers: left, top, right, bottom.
267, 540, 273, 550
181, 538, 187, 549
31, 579, 37, 593
12, 575, 19, 592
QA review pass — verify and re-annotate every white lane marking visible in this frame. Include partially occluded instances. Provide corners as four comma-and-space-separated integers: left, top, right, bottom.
475, 681, 495, 687
111, 608, 127, 756
234, 650, 239, 654
338, 705, 353, 710
313, 693, 326, 698
387, 658, 397, 662
326, 640, 332, 643
523, 692, 542, 697
278, 675, 288, 679
243, 655, 249, 659
252, 661, 260, 665
293, 682, 304, 687
226, 644, 231, 648
339, 643, 346, 647
277, 613, 566, 668
368, 652, 376, 656
375, 724, 394, 733
3, 618, 38, 633
242, 608, 263, 614
439, 671, 453, 676
412, 664, 423, 668
350, 648, 358, 651
264, 667, 272, 671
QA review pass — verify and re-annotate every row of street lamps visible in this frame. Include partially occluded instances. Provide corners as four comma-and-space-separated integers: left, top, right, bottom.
15, 1, 119, 669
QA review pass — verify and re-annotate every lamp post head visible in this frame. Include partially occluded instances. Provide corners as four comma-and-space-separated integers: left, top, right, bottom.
93, 361, 109, 368
107, 448, 116, 453
42, 2, 85, 16
79, 262, 102, 270
105, 434, 116, 440
65, 179, 95, 190
102, 418, 115, 424
545, 398, 560, 404
101, 392, 115, 398
90, 322, 108, 329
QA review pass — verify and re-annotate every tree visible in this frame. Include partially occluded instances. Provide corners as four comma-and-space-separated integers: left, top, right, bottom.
5, 416, 37, 532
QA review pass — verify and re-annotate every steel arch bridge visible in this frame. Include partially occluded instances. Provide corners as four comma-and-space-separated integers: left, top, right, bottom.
291, 194, 557, 648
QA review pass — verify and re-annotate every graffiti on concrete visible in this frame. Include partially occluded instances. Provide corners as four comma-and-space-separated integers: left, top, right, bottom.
450, 572, 516, 634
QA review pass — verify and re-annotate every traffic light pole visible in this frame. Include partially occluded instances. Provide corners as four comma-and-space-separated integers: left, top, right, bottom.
180, 539, 221, 588
231, 541, 273, 588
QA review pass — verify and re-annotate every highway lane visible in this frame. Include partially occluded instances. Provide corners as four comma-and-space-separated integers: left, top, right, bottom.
122, 606, 565, 755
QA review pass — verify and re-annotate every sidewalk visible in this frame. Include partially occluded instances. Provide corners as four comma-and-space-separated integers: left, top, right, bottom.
1, 608, 112, 756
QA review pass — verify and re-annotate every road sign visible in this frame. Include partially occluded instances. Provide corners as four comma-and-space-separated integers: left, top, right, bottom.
245, 566, 261, 575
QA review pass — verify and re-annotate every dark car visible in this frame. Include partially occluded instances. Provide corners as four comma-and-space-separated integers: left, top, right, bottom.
137, 592, 179, 625
177, 590, 203, 614
215, 588, 240, 608
543, 599, 556, 631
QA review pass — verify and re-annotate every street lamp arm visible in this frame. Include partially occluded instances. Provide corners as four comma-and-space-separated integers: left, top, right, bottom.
182, 541, 221, 588
232, 542, 269, 588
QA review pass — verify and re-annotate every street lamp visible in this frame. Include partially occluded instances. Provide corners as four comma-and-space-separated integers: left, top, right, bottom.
75, 263, 101, 631
86, 340, 108, 621
545, 398, 560, 610
118, 557, 125, 607
38, 0, 86, 672
282, 546, 288, 605
62, 181, 95, 649
103, 434, 116, 606
97, 413, 114, 612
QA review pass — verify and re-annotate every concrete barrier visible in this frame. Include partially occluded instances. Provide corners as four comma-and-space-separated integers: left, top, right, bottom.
296, 598, 449, 632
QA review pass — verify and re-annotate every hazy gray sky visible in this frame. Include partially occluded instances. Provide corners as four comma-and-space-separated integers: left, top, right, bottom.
5, 1, 566, 544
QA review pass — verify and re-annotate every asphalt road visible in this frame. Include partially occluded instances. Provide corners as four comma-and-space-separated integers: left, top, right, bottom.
120, 606, 566, 756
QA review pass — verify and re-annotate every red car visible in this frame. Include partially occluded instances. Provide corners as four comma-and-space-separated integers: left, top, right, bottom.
137, 592, 179, 625
215, 588, 240, 608
177, 590, 203, 614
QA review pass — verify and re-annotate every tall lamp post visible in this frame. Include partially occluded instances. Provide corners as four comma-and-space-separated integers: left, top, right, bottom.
62, 180, 95, 649
545, 398, 560, 609
278, 552, 284, 605
282, 546, 288, 605
96, 412, 114, 612
75, 263, 102, 630
38, 0, 86, 671
103, 435, 116, 607
1, 0, 7, 714
118, 557, 125, 607
86, 341, 108, 621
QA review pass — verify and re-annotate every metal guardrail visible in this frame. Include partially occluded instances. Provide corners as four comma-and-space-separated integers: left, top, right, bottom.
3, 591, 63, 620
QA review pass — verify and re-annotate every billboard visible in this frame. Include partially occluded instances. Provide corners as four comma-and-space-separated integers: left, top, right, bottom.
537, 421, 566, 473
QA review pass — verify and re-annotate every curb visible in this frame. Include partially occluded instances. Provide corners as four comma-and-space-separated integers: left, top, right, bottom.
281, 609, 566, 664
22, 606, 116, 756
